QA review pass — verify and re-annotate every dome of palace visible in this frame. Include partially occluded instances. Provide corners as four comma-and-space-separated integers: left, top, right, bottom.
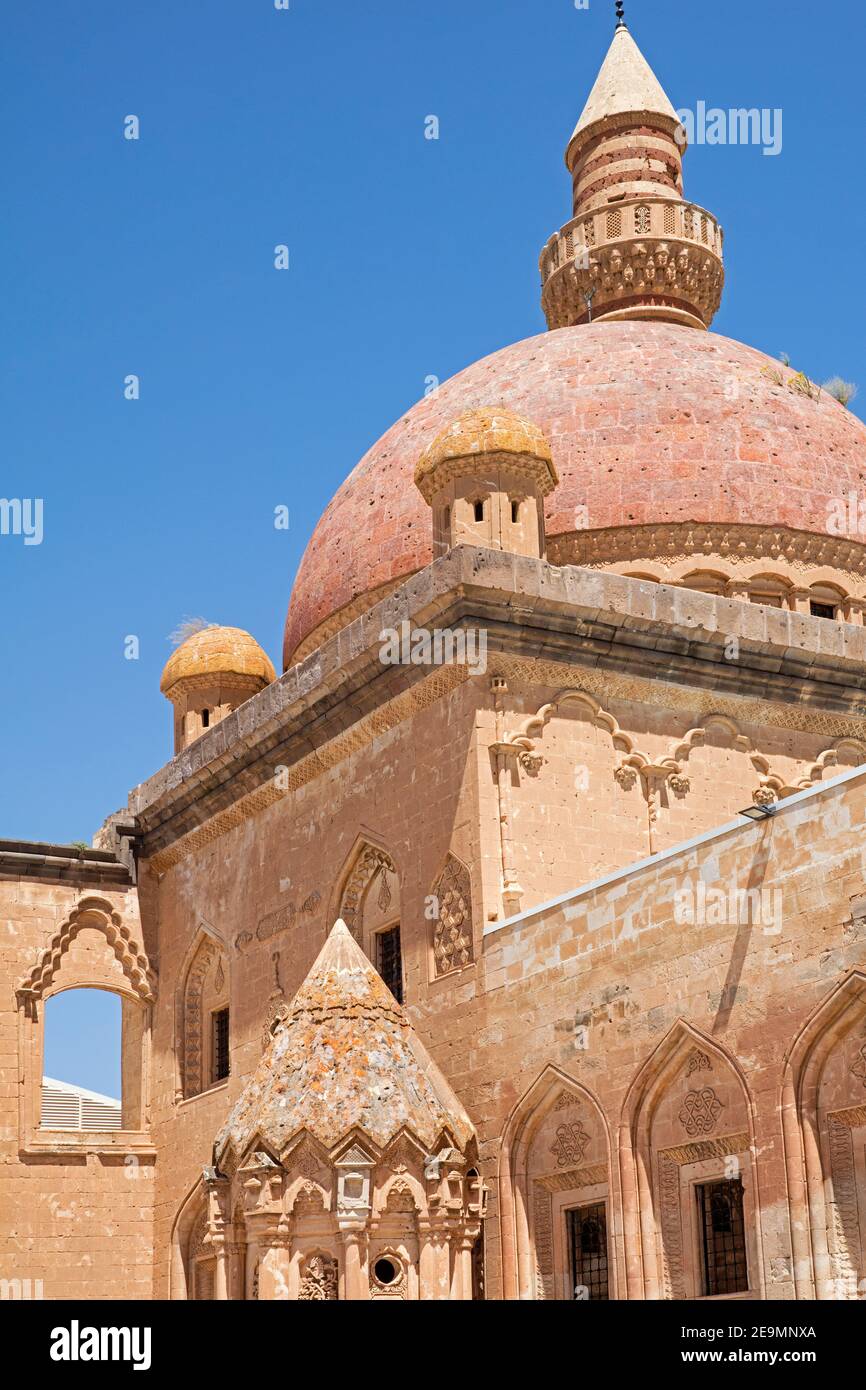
160, 626, 276, 697
283, 322, 866, 668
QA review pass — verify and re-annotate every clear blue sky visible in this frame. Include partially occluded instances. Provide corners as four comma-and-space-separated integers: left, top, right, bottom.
3, 0, 865, 848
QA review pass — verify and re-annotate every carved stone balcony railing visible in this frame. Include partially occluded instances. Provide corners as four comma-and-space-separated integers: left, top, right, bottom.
540, 197, 724, 331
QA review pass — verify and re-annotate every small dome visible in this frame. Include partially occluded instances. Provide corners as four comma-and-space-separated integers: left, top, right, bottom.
160, 626, 275, 697
414, 406, 557, 503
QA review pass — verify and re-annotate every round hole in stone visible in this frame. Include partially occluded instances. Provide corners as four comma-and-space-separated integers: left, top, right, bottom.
374, 1256, 399, 1285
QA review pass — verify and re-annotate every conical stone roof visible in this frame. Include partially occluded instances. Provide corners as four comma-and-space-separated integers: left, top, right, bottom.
567, 24, 680, 161
214, 920, 475, 1165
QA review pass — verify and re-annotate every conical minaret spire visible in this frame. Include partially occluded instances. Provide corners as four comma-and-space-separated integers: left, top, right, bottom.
540, 19, 724, 331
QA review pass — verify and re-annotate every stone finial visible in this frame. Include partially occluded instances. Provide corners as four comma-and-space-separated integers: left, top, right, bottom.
414, 407, 558, 560
540, 25, 724, 331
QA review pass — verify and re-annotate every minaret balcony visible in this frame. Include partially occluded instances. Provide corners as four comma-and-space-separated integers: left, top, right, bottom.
540, 196, 724, 332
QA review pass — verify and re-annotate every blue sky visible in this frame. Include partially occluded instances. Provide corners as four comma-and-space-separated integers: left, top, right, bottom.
3, 0, 865, 852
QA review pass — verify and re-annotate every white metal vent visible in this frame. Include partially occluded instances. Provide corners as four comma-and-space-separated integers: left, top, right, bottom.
40, 1078, 122, 1131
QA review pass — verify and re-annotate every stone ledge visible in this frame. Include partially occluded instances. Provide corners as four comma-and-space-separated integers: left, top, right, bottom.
130, 548, 866, 855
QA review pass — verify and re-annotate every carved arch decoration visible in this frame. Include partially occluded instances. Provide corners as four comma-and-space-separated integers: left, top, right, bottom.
17, 895, 156, 1005
429, 853, 474, 977
499, 1064, 618, 1301
620, 1021, 762, 1301
170, 1176, 207, 1300
781, 971, 866, 1300
177, 924, 229, 1100
334, 836, 400, 945
753, 738, 866, 804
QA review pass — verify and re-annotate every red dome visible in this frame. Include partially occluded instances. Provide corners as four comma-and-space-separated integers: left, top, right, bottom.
284, 322, 866, 667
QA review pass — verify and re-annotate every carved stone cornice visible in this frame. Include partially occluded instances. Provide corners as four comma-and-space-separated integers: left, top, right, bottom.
129, 548, 866, 872
547, 521, 866, 588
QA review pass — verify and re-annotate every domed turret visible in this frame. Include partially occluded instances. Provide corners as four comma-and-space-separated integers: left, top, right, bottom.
414, 407, 558, 561
161, 625, 275, 754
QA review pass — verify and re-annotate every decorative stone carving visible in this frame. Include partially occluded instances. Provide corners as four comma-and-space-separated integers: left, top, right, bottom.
340, 845, 398, 942
18, 895, 156, 1004
685, 1049, 711, 1078
261, 997, 291, 1051
298, 1254, 338, 1301
431, 855, 474, 977
851, 1040, 866, 1087
678, 1087, 724, 1137
549, 1120, 590, 1168
183, 936, 225, 1098
753, 786, 777, 807
256, 903, 295, 943
553, 1091, 579, 1111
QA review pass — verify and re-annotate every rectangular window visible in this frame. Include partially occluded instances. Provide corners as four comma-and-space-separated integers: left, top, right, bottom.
376, 926, 403, 1004
567, 1202, 609, 1301
212, 1008, 230, 1084
810, 600, 836, 620
696, 1178, 749, 1297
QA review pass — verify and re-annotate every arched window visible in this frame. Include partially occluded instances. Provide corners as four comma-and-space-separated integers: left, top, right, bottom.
748, 574, 791, 609
808, 584, 845, 621
336, 841, 403, 1003
679, 570, 727, 597
473, 499, 485, 523
16, 896, 154, 1150
41, 989, 123, 1130
179, 932, 230, 1099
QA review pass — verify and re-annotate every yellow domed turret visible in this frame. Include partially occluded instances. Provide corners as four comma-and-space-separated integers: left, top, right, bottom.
414, 406, 557, 562
161, 625, 275, 754
414, 406, 557, 504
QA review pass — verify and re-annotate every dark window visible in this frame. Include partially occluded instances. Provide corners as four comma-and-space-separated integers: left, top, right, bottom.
810, 600, 836, 620
567, 1202, 609, 1300
212, 1008, 230, 1083
471, 1225, 485, 1301
697, 1179, 749, 1296
373, 1257, 399, 1285
511, 499, 520, 523
473, 499, 484, 522
376, 926, 403, 1003
201, 708, 210, 728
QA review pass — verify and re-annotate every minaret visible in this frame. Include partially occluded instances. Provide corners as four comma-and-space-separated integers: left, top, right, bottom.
540, 5, 724, 331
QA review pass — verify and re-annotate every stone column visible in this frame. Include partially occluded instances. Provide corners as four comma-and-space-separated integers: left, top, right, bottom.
451, 1233, 474, 1300
419, 1221, 451, 1300
340, 1225, 369, 1300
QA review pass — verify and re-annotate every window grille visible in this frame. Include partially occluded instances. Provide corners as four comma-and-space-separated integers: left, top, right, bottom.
567, 1202, 610, 1300
697, 1178, 749, 1296
376, 926, 403, 1003
212, 1008, 230, 1083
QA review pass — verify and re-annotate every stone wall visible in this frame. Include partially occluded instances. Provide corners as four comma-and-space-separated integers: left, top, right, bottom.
0, 862, 155, 1300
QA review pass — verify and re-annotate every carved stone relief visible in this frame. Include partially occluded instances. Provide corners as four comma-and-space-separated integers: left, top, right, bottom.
298, 1254, 338, 1301
431, 855, 474, 976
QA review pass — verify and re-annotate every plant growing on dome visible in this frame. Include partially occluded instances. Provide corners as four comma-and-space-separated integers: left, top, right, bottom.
822, 377, 859, 408
168, 616, 216, 647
